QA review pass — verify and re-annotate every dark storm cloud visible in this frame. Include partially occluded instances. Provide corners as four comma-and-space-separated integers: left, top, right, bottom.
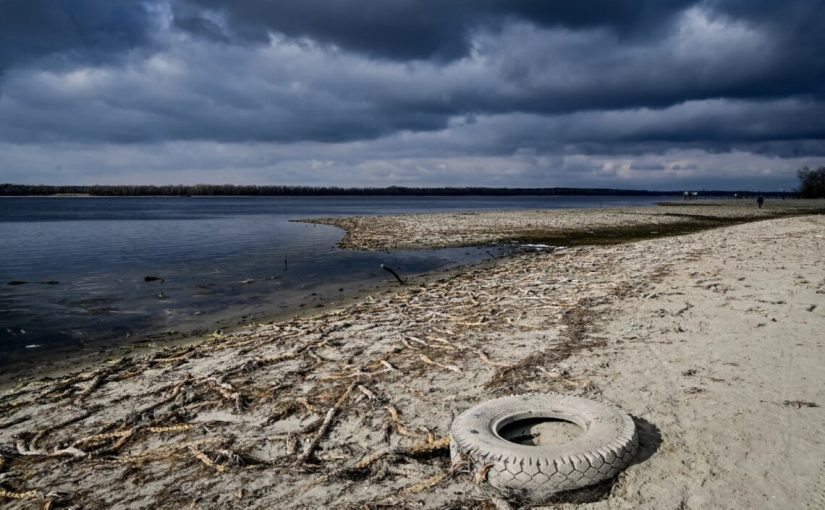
176, 0, 825, 102
711, 0, 825, 99
0, 0, 824, 188
0, 0, 155, 75
166, 0, 824, 135
427, 99, 825, 158
0, 42, 451, 144
1, 0, 823, 143
177, 0, 696, 61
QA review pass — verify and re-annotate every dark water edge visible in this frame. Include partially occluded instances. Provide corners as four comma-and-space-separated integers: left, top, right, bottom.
0, 268, 414, 385
0, 195, 664, 381
0, 242, 503, 371
0, 249, 529, 387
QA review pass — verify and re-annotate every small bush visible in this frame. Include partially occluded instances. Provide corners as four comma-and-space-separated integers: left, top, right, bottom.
798, 166, 825, 198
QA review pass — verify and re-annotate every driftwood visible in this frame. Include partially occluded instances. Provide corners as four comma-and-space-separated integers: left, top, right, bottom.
189, 445, 226, 473
0, 213, 681, 508
380, 264, 405, 285
0, 487, 45, 500
297, 381, 356, 463
346, 436, 450, 473
400, 473, 449, 494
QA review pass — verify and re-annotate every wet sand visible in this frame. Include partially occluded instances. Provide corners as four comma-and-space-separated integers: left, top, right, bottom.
1, 205, 824, 509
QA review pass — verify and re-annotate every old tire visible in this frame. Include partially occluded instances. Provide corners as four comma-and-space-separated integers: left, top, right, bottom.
450, 394, 638, 503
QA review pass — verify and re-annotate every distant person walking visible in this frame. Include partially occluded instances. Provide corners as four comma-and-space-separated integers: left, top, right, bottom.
757, 195, 765, 208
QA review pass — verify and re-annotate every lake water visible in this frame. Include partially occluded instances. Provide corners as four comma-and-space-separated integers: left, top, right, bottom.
0, 195, 661, 366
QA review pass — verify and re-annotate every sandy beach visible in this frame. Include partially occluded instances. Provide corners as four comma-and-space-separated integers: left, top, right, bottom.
304, 201, 825, 250
1, 206, 824, 509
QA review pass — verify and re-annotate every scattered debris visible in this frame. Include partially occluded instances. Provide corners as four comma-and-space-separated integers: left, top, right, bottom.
5, 210, 796, 508
782, 400, 819, 409
298, 381, 357, 464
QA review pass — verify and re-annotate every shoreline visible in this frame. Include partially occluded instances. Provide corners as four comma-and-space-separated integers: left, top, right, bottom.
0, 248, 510, 390
0, 279, 368, 389
1, 209, 823, 508
301, 200, 825, 251
0, 201, 772, 387
4, 200, 821, 387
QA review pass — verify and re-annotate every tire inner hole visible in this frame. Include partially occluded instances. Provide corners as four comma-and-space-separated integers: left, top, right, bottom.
497, 417, 584, 446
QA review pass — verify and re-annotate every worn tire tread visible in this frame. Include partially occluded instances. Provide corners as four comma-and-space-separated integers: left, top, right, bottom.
450, 394, 638, 502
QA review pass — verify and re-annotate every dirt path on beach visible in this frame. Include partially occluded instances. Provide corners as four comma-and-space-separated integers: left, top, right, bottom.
0, 214, 823, 509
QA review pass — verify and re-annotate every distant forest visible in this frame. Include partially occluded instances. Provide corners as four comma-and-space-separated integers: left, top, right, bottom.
0, 184, 789, 197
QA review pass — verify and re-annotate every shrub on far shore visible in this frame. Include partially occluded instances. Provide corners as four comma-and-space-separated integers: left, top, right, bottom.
798, 166, 825, 198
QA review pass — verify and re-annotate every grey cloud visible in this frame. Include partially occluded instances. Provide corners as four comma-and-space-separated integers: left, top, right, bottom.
0, 0, 156, 75
0, 0, 823, 190
631, 162, 667, 171
174, 0, 825, 102
400, 99, 825, 158
176, 0, 695, 61
1, 1, 823, 150
175, 0, 470, 61
1, 140, 815, 190
0, 41, 449, 144
670, 163, 699, 171
2, 24, 822, 155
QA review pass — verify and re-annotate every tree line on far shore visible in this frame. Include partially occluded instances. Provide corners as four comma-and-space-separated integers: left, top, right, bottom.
798, 166, 825, 198
0, 184, 802, 198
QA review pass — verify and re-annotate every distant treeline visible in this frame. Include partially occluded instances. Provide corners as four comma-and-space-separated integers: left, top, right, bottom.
0, 184, 795, 197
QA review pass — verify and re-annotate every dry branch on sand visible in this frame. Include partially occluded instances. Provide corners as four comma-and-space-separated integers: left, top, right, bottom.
298, 381, 357, 464
0, 488, 45, 500
2, 237, 637, 507
342, 436, 450, 474
189, 445, 227, 473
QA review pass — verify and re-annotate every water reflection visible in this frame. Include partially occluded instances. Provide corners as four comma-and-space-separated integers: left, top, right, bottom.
0, 196, 660, 364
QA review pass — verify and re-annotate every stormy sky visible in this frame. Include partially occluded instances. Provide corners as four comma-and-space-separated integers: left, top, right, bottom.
1, 1, 824, 190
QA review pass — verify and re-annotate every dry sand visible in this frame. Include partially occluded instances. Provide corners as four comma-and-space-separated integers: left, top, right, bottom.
1, 208, 824, 509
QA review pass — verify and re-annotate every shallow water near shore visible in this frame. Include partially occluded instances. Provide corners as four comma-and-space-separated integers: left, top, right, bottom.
0, 195, 661, 369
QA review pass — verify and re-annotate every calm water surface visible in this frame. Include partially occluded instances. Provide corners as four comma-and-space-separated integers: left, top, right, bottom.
0, 195, 660, 365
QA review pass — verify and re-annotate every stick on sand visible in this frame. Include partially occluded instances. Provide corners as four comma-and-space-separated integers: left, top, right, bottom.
380, 264, 405, 285
297, 381, 357, 463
